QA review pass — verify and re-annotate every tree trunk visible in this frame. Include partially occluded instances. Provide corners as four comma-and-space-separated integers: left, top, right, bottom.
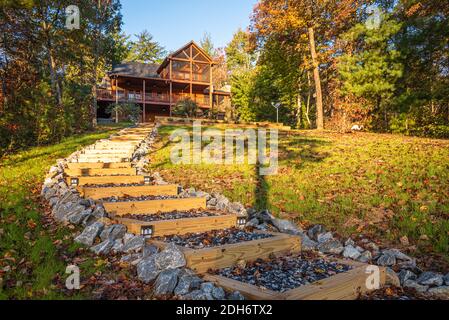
308, 27, 324, 130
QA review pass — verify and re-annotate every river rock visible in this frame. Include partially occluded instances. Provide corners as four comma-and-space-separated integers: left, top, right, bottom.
154, 269, 181, 296
416, 272, 444, 287
74, 222, 104, 246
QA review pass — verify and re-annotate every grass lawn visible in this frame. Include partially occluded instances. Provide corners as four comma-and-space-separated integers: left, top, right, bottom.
0, 123, 129, 299
149, 126, 449, 264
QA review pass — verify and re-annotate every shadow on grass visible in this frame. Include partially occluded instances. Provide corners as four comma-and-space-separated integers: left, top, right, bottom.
253, 131, 333, 212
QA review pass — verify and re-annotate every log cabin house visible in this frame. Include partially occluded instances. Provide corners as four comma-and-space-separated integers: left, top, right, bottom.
97, 41, 231, 122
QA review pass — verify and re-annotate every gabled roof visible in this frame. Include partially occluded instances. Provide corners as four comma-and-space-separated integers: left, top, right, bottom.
157, 40, 213, 74
109, 61, 160, 78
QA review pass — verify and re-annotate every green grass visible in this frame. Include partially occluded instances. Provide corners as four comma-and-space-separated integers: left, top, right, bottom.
0, 123, 129, 299
149, 126, 449, 259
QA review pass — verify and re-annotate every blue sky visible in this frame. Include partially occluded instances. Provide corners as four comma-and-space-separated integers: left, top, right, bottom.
121, 0, 257, 52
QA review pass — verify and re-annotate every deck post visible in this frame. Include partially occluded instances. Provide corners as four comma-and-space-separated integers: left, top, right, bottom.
143, 79, 146, 123
169, 59, 173, 117
115, 78, 119, 123
210, 63, 213, 119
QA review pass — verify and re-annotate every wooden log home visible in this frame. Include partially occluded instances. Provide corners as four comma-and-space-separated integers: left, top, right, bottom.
97, 41, 231, 122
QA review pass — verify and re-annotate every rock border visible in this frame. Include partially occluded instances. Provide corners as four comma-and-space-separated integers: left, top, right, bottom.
41, 123, 449, 300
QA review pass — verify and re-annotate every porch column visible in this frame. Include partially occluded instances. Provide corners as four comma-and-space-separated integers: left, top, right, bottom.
209, 64, 213, 118
169, 81, 173, 117
115, 78, 119, 123
143, 79, 146, 123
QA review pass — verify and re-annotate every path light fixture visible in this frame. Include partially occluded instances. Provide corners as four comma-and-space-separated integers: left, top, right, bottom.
144, 176, 151, 185
272, 102, 281, 124
70, 177, 79, 187
237, 217, 247, 228
141, 226, 154, 238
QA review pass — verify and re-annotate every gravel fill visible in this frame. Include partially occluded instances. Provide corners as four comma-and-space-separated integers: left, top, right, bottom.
101, 195, 191, 202
212, 253, 353, 292
152, 228, 274, 249
82, 183, 155, 188
121, 210, 223, 222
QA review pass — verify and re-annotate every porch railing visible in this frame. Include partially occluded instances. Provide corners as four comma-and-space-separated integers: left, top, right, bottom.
97, 89, 211, 108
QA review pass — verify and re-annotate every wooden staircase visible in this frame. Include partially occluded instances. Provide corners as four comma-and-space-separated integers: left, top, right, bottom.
63, 124, 384, 300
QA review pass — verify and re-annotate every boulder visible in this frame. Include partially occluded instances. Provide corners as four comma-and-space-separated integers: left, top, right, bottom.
343, 245, 361, 260
271, 218, 303, 235
90, 239, 115, 255
385, 268, 401, 287
228, 291, 245, 300
100, 224, 127, 241
121, 235, 145, 253
444, 273, 449, 286
398, 270, 417, 285
307, 225, 325, 241
317, 239, 344, 255
68, 208, 92, 225
300, 235, 318, 251
357, 251, 372, 263
182, 289, 207, 300
345, 238, 355, 247
74, 222, 104, 246
404, 280, 428, 293
212, 286, 226, 300
428, 286, 449, 298
376, 251, 396, 266
245, 218, 260, 228
154, 243, 186, 270
174, 272, 203, 296
154, 269, 181, 296
317, 232, 334, 244
142, 244, 159, 258
137, 256, 160, 283
416, 271, 444, 287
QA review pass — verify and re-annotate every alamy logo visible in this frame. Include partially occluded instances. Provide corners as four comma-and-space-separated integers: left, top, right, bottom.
365, 265, 381, 290
65, 5, 80, 30
65, 265, 80, 290
170, 121, 278, 176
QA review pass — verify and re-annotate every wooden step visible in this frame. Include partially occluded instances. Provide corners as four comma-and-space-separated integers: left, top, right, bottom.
80, 184, 179, 200
75, 156, 131, 163
82, 149, 135, 155
103, 197, 207, 215
66, 162, 132, 170
66, 175, 149, 187
204, 258, 386, 300
117, 214, 237, 237
64, 167, 137, 177
149, 232, 301, 274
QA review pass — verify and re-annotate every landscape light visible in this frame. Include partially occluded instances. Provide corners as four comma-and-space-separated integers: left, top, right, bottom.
141, 226, 154, 238
144, 176, 151, 184
70, 178, 79, 187
237, 217, 247, 227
